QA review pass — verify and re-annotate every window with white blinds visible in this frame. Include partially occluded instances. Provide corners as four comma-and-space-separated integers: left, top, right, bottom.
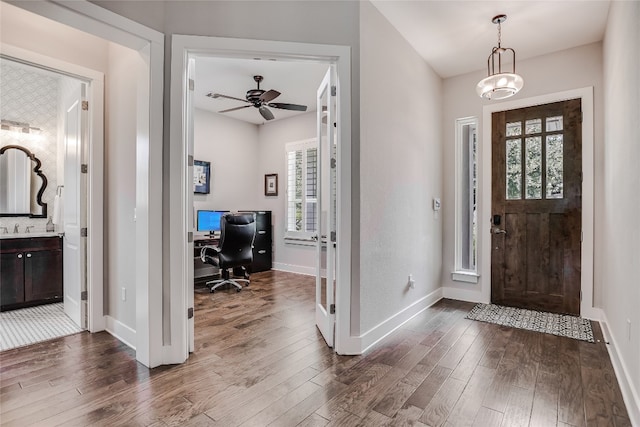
286, 139, 318, 239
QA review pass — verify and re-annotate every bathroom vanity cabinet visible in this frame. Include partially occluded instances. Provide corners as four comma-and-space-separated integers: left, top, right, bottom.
1, 235, 63, 311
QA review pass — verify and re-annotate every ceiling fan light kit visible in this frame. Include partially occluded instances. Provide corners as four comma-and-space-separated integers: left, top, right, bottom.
207, 75, 307, 121
476, 14, 524, 100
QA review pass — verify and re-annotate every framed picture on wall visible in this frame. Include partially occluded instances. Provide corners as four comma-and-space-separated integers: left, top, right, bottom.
264, 173, 278, 196
194, 160, 211, 194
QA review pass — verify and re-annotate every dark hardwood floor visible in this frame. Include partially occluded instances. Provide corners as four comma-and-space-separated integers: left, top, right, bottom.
0, 270, 631, 426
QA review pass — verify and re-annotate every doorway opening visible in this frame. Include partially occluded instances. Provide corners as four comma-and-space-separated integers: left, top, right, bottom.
169, 35, 353, 360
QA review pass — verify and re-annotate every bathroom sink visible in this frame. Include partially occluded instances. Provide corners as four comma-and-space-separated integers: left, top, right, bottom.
0, 232, 63, 239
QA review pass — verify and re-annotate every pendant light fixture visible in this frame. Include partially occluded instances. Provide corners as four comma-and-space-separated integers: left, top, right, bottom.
476, 14, 523, 100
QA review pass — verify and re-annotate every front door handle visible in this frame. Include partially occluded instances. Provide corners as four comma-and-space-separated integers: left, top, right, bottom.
492, 227, 507, 235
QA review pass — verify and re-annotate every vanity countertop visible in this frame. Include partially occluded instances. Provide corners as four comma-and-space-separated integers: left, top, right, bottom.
0, 232, 64, 240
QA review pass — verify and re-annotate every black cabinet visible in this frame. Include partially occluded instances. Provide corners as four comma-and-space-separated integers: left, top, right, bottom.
0, 236, 63, 311
241, 210, 272, 273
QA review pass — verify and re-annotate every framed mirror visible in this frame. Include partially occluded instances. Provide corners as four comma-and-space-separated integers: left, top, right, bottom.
0, 145, 48, 218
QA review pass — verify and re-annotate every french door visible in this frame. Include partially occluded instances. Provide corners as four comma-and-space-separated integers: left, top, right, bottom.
491, 99, 582, 315
315, 67, 337, 347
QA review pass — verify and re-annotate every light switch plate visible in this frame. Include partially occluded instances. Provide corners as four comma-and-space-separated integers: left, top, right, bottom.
433, 198, 441, 211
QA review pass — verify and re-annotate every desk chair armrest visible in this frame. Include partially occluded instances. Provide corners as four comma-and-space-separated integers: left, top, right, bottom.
200, 245, 220, 263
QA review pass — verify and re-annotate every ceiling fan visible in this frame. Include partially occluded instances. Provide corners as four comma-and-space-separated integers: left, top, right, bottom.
206, 75, 307, 121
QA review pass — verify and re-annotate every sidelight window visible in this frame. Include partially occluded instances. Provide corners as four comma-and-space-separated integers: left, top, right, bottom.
453, 117, 478, 281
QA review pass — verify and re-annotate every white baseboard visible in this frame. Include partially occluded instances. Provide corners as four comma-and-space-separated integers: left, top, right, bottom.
442, 286, 487, 303
105, 315, 136, 350
358, 287, 444, 354
599, 313, 640, 426
272, 262, 316, 276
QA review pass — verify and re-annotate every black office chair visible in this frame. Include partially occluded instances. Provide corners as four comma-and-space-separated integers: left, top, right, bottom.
200, 212, 256, 293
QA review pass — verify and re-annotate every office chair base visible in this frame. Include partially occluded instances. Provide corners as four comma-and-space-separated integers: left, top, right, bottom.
206, 278, 249, 293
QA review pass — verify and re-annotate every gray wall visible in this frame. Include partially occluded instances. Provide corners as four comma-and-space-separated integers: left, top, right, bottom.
358, 2, 443, 335
602, 0, 640, 415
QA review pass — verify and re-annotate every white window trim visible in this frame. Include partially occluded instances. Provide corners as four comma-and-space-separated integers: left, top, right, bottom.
453, 116, 479, 283
285, 138, 317, 242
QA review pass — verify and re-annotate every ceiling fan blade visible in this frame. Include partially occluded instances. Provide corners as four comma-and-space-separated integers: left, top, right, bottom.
219, 105, 252, 113
268, 103, 308, 112
207, 92, 248, 103
259, 89, 280, 103
259, 106, 275, 121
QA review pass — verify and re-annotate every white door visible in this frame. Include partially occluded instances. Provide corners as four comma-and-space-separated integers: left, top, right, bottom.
63, 82, 88, 328
315, 67, 337, 347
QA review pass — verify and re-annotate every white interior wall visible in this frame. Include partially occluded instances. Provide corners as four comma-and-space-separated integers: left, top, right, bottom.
441, 43, 604, 303
359, 2, 443, 336
105, 42, 141, 331
258, 111, 318, 273
192, 108, 260, 223
193, 109, 319, 272
601, 1, 640, 422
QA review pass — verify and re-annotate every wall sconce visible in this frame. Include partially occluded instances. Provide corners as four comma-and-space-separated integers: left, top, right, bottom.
1, 119, 42, 135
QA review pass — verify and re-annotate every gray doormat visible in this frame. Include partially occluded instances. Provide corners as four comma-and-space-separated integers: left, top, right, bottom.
1, 303, 83, 351
466, 303, 595, 342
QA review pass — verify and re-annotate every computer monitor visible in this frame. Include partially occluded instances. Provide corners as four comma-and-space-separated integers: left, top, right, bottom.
196, 210, 227, 236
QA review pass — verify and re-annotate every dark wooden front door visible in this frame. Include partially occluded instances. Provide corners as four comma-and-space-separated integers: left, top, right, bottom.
491, 99, 582, 315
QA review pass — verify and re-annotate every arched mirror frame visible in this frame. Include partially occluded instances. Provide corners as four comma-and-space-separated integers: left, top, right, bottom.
0, 144, 48, 218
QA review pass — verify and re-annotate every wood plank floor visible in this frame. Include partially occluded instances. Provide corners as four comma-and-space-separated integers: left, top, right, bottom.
0, 270, 631, 426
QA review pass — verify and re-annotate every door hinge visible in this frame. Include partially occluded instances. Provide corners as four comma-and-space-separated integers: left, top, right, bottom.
330, 304, 336, 314
580, 290, 582, 301
188, 79, 195, 91
188, 307, 194, 319
581, 231, 583, 242
330, 231, 336, 242
187, 231, 193, 243
331, 85, 336, 96
81, 291, 88, 301
81, 228, 88, 237
330, 158, 336, 169
81, 164, 88, 174
188, 155, 194, 167
82, 101, 89, 111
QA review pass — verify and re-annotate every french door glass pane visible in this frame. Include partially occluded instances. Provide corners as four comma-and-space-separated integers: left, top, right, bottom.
525, 136, 542, 199
506, 139, 522, 200
306, 201, 317, 232
546, 134, 564, 199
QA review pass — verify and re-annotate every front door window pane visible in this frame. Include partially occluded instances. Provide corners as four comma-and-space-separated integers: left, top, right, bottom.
546, 116, 563, 132
526, 119, 542, 134
546, 134, 564, 199
506, 121, 522, 137
525, 136, 542, 199
506, 139, 522, 200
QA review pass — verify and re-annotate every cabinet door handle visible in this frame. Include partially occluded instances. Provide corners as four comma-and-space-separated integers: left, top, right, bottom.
258, 230, 266, 234
258, 250, 266, 254
17, 253, 23, 259
26, 253, 32, 258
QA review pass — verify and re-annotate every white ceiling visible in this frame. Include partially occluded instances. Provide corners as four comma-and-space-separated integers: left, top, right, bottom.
370, 0, 611, 78
194, 1, 610, 125
193, 56, 329, 125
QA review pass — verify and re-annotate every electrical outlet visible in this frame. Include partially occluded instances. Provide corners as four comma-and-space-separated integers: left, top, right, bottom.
408, 274, 415, 289
121, 287, 126, 301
